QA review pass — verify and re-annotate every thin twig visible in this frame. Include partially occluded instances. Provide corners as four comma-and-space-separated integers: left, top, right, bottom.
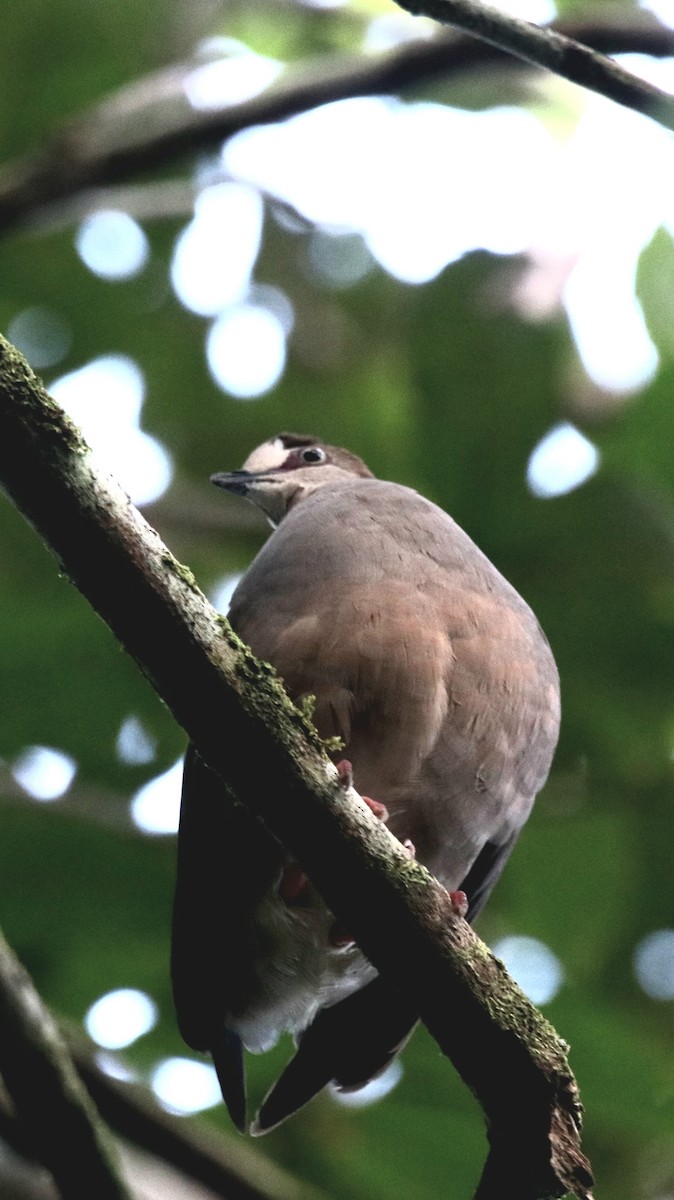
396, 0, 674, 127
0, 928, 132, 1200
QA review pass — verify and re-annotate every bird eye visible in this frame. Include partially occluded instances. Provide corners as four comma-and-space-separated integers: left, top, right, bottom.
300, 447, 326, 465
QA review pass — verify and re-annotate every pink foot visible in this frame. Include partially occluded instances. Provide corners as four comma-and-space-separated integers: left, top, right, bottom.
362, 794, 389, 822
448, 890, 469, 918
335, 759, 354, 788
329, 921, 355, 948
279, 862, 310, 902
335, 760, 390, 822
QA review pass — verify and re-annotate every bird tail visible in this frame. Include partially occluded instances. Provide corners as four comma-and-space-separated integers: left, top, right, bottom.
251, 977, 417, 1135
212, 1029, 247, 1133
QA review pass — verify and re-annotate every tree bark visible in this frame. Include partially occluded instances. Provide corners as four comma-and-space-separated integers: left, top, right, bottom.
395, 0, 674, 128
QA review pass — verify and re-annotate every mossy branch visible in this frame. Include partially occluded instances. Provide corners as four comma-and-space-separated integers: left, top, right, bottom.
0, 335, 593, 1200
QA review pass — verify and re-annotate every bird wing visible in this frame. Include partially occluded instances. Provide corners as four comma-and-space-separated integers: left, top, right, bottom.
171, 746, 282, 1129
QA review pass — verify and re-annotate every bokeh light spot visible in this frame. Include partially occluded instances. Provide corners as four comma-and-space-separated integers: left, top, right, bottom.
330, 1060, 403, 1108
50, 355, 173, 506
12, 745, 77, 801
116, 715, 157, 766
7, 307, 72, 370
94, 1053, 139, 1083
527, 423, 599, 499
641, 0, 674, 30
76, 210, 149, 280
184, 48, 282, 110
206, 305, 286, 398
491, 935, 564, 1005
85, 988, 158, 1049
308, 229, 375, 289
496, 0, 556, 19
634, 929, 674, 1000
210, 572, 242, 614
564, 255, 659, 394
171, 183, 263, 317
130, 758, 183, 835
151, 1057, 222, 1115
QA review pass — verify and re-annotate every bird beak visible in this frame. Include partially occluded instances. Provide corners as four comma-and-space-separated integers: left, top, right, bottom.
210, 470, 256, 496
211, 466, 289, 528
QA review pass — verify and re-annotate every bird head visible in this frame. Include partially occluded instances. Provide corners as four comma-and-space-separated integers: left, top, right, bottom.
211, 432, 374, 525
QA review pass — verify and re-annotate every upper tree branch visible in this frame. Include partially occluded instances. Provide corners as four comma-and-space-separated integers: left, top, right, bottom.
0, 17, 672, 235
0, 336, 593, 1200
395, 0, 674, 128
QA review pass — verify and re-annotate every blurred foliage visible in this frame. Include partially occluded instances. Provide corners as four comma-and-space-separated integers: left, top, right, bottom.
1, 1, 673, 1198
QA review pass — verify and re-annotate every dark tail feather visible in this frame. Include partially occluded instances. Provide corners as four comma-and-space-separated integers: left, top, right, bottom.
252, 977, 417, 1135
459, 833, 518, 922
212, 1030, 247, 1133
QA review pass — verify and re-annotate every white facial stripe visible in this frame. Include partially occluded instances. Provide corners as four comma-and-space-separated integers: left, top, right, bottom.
241, 440, 291, 474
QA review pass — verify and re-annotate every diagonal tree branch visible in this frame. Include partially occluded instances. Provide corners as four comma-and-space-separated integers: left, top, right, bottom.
0, 1024, 331, 1200
0, 17, 672, 236
68, 1035, 331, 1200
0, 927, 132, 1200
0, 334, 594, 1200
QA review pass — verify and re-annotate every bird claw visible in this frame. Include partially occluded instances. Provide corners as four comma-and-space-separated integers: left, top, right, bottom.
335, 759, 354, 789
448, 890, 469, 918
329, 921, 356, 948
279, 862, 310, 903
335, 759, 390, 822
361, 794, 389, 822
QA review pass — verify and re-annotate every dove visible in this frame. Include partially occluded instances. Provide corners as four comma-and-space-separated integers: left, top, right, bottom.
171, 432, 560, 1133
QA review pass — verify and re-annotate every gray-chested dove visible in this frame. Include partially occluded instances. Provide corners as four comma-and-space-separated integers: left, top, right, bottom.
171, 432, 560, 1134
